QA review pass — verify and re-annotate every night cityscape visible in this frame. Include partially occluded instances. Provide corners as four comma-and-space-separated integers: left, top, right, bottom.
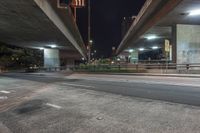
0, 0, 200, 132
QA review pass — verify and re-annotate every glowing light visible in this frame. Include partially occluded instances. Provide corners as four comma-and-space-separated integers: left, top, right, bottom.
139, 48, 145, 51
146, 35, 158, 40
129, 49, 134, 53
50, 45, 57, 48
189, 9, 200, 16
39, 47, 44, 50
152, 46, 159, 50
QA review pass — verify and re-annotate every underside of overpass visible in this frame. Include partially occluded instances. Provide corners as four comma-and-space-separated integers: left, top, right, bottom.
117, 0, 200, 68
0, 0, 87, 68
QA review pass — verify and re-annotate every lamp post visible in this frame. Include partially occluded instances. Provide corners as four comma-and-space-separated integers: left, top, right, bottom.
87, 0, 91, 63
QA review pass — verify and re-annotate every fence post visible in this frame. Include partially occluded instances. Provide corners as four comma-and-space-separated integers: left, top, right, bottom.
94, 65, 96, 72
136, 64, 138, 72
118, 65, 121, 71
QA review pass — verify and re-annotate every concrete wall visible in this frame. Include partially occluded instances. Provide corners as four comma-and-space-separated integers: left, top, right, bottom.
177, 24, 200, 65
44, 49, 60, 68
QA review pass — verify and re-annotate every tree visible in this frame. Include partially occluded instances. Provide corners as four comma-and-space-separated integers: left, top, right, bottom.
0, 43, 43, 69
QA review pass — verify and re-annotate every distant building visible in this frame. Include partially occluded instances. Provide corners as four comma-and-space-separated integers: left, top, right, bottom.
121, 16, 136, 39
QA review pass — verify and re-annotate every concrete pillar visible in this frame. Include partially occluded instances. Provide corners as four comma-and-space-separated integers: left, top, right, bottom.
44, 49, 60, 68
130, 50, 139, 64
171, 25, 177, 63
176, 24, 200, 65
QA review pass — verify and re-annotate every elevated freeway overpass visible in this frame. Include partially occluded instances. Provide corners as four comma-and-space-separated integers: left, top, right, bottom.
117, 0, 200, 68
0, 0, 87, 68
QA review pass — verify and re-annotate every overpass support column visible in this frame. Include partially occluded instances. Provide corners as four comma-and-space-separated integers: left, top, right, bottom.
176, 24, 200, 66
130, 50, 139, 64
44, 49, 60, 68
171, 25, 177, 63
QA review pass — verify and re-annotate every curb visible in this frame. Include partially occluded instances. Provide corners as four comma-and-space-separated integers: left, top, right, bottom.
75, 72, 200, 78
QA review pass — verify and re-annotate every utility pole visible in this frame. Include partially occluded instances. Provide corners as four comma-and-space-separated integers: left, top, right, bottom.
74, 7, 77, 21
88, 0, 91, 63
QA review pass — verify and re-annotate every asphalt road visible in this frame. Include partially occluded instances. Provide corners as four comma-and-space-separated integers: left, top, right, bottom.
67, 74, 200, 106
1, 73, 200, 133
2, 73, 200, 106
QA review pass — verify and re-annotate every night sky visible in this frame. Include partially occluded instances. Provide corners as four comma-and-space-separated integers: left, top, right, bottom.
76, 0, 146, 58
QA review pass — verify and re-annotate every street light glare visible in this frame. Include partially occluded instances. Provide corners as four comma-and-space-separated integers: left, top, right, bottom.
139, 48, 144, 51
129, 49, 134, 53
189, 9, 200, 16
146, 35, 157, 40
152, 46, 158, 50
50, 45, 57, 48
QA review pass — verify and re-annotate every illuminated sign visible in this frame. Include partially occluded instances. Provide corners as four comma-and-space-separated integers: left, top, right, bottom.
165, 39, 170, 52
71, 0, 85, 8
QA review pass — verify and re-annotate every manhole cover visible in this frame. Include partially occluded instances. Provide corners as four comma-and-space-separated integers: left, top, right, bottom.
96, 117, 103, 120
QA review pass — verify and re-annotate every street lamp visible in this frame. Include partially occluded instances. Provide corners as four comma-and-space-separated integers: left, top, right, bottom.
50, 45, 57, 48
39, 47, 44, 50
146, 35, 158, 40
88, 0, 91, 63
152, 46, 159, 50
189, 9, 200, 16
129, 49, 134, 53
89, 40, 93, 43
139, 48, 145, 51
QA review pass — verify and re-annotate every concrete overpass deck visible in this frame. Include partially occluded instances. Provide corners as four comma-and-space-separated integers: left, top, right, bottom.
0, 0, 87, 59
117, 0, 200, 66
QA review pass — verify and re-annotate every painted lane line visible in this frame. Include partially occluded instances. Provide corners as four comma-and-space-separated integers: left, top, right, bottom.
0, 91, 11, 94
62, 83, 95, 88
0, 96, 8, 100
46, 103, 62, 109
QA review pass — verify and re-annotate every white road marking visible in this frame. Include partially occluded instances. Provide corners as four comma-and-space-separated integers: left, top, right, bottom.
0, 91, 11, 94
46, 103, 62, 109
62, 83, 95, 88
0, 96, 8, 100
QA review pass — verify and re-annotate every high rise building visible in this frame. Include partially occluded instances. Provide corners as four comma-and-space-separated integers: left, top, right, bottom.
121, 16, 136, 39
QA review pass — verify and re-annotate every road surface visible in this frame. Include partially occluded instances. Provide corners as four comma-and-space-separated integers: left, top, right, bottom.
0, 73, 200, 133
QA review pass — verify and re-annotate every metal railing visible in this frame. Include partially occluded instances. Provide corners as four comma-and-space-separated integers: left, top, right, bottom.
72, 63, 200, 74
1, 63, 200, 74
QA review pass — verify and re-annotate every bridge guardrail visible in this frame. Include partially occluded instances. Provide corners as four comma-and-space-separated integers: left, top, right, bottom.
72, 63, 200, 73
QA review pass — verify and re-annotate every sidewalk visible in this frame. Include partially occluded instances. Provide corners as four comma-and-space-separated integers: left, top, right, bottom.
2, 71, 200, 78
109, 73, 200, 78
76, 72, 200, 78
